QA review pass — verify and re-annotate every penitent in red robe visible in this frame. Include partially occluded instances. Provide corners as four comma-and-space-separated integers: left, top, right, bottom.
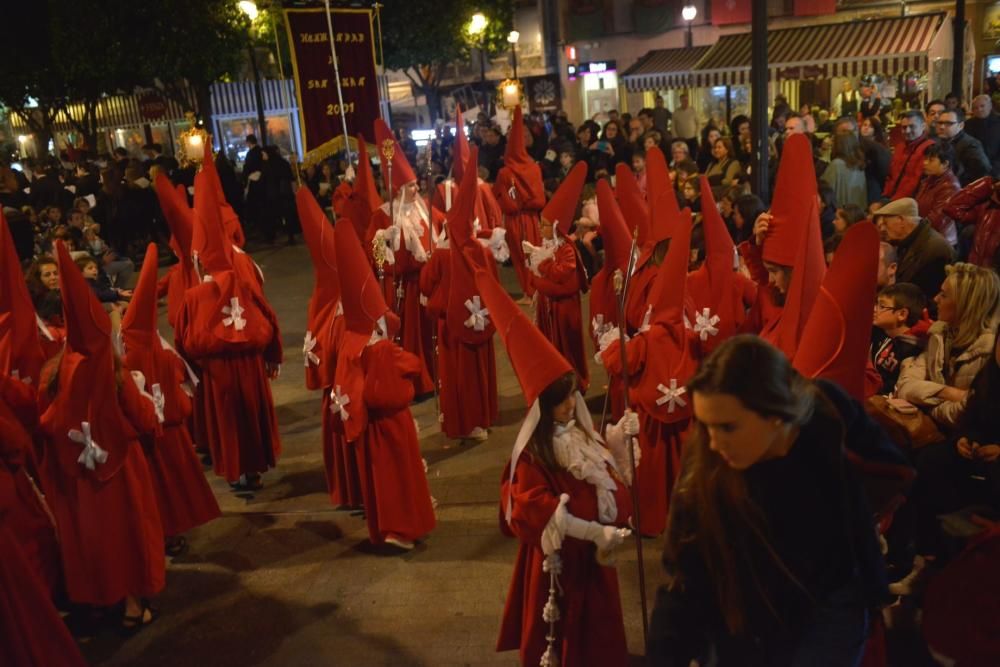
37, 362, 166, 606
419, 245, 499, 439
175, 274, 283, 483
494, 166, 543, 298
367, 206, 443, 396
497, 452, 631, 666
433, 179, 504, 232
532, 242, 590, 393
355, 340, 436, 544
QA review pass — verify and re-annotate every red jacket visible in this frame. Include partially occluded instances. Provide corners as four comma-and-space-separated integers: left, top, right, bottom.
913, 170, 960, 245
883, 134, 934, 201
943, 175, 1000, 268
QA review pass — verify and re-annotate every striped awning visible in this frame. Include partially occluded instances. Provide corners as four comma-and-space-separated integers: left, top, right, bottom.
692, 12, 945, 87
622, 46, 713, 92
211, 80, 297, 117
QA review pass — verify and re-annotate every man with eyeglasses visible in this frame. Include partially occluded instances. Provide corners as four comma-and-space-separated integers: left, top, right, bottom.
883, 110, 935, 201
935, 108, 991, 186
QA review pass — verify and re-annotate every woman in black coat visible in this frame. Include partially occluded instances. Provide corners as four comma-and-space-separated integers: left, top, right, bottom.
648, 335, 904, 667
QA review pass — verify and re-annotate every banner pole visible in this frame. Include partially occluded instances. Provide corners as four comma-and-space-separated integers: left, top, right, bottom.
322, 0, 353, 163
372, 2, 389, 121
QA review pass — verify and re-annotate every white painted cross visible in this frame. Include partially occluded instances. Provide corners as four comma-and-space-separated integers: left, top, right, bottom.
693, 307, 721, 341
68, 421, 108, 470
655, 379, 688, 414
221, 297, 246, 331
464, 296, 490, 331
303, 331, 320, 367
329, 385, 350, 421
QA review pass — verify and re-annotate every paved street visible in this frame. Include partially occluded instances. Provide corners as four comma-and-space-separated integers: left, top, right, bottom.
81, 242, 663, 667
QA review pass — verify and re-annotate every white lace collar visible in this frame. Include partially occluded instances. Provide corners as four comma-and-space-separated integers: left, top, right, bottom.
552, 423, 619, 524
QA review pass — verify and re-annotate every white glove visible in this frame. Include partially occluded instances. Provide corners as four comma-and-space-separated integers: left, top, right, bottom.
594, 326, 625, 365
566, 514, 630, 553
487, 227, 510, 263
522, 240, 541, 258
617, 409, 639, 437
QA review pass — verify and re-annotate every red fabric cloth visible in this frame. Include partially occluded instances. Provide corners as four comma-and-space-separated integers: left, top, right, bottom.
0, 468, 85, 667
686, 265, 757, 359
37, 364, 166, 606
944, 175, 1000, 268
914, 170, 960, 241
433, 180, 503, 232
497, 451, 631, 666
143, 423, 221, 537
883, 135, 934, 201
623, 261, 658, 335
533, 242, 590, 392
320, 388, 363, 508
175, 278, 283, 482
495, 164, 545, 297
356, 340, 436, 544
419, 247, 499, 438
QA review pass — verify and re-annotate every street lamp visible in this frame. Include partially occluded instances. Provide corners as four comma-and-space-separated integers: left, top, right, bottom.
682, 5, 697, 49
468, 13, 489, 113
239, 0, 268, 145
508, 30, 520, 80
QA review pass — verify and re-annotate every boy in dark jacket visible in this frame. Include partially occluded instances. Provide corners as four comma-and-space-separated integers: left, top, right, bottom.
871, 282, 930, 392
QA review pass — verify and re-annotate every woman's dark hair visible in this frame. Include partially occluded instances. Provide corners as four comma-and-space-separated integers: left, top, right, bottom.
700, 124, 721, 152
527, 372, 576, 471
924, 139, 955, 170
836, 203, 866, 228
25, 254, 58, 302
729, 115, 750, 138
831, 131, 865, 170
666, 336, 823, 635
600, 119, 622, 140
863, 116, 888, 146
732, 194, 765, 241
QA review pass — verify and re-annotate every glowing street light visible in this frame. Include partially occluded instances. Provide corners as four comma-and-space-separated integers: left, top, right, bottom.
238, 0, 259, 21
507, 30, 520, 79
468, 12, 488, 36
682, 5, 697, 48
468, 13, 490, 112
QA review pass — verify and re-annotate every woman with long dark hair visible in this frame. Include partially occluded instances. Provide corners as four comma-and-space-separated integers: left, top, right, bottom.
648, 335, 897, 666
821, 131, 868, 210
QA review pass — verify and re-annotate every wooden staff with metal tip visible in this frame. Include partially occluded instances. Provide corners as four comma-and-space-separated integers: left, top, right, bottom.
613, 229, 649, 646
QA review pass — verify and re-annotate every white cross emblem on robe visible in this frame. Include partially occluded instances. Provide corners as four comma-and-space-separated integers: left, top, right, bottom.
329, 385, 350, 421
693, 307, 720, 341
655, 379, 687, 414
68, 421, 108, 470
150, 383, 165, 424
591, 314, 611, 340
464, 296, 490, 331
303, 331, 320, 367
222, 297, 246, 331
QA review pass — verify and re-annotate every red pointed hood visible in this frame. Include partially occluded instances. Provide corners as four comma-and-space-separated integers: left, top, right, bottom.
154, 173, 194, 263
0, 209, 45, 383
334, 217, 390, 337
615, 162, 646, 240
474, 268, 571, 407
192, 167, 233, 276
297, 188, 340, 304
503, 105, 531, 170
793, 222, 880, 399
542, 162, 587, 237
452, 105, 470, 183
596, 179, 632, 275
374, 119, 417, 198
55, 241, 112, 359
768, 196, 826, 359
121, 244, 160, 336
764, 133, 816, 266
345, 134, 383, 239
650, 208, 693, 328
635, 147, 680, 269
201, 150, 245, 247
447, 147, 495, 344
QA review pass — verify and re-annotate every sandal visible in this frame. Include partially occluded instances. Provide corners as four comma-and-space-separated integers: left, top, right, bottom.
165, 536, 188, 558
120, 604, 160, 636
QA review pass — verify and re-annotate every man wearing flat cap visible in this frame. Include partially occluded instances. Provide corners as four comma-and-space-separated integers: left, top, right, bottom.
873, 197, 955, 312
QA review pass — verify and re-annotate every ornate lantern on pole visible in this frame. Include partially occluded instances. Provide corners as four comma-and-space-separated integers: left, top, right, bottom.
177, 112, 211, 168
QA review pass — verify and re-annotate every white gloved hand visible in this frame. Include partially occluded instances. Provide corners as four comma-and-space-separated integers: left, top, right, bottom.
566, 514, 630, 553
598, 326, 622, 354
617, 409, 639, 437
522, 240, 541, 257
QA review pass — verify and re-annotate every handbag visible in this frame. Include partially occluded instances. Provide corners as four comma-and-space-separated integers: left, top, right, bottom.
865, 395, 945, 450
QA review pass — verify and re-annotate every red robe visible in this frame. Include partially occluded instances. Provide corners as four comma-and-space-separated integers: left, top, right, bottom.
532, 242, 590, 392
37, 362, 166, 605
495, 166, 544, 298
418, 245, 499, 438
624, 261, 658, 335
0, 462, 85, 667
602, 334, 691, 537
175, 274, 283, 483
589, 269, 626, 423
367, 206, 442, 396
355, 340, 436, 544
126, 342, 221, 538
497, 450, 631, 666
